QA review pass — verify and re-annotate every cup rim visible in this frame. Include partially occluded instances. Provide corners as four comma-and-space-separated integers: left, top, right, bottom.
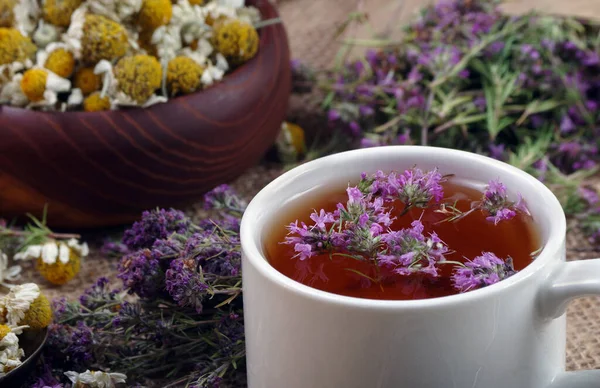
241, 146, 566, 310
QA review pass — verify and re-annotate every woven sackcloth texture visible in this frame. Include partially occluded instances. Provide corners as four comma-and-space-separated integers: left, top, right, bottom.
18, 0, 600, 378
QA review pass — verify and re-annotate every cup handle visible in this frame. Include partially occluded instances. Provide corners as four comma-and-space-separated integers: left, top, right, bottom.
539, 259, 600, 388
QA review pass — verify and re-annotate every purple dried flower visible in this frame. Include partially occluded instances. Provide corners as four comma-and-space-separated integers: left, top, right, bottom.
488, 143, 505, 160
560, 115, 576, 133
100, 240, 130, 258
66, 321, 94, 366
480, 179, 530, 224
452, 252, 516, 292
165, 258, 209, 313
118, 249, 165, 298
384, 168, 445, 207
284, 216, 336, 260
328, 109, 341, 122
30, 363, 63, 388
579, 187, 600, 206
122, 208, 190, 250
181, 232, 241, 277
377, 220, 449, 277
204, 184, 246, 212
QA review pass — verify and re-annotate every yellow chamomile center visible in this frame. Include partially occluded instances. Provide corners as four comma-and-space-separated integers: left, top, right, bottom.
21, 294, 52, 330
45, 48, 75, 78
83, 92, 111, 112
36, 249, 81, 285
167, 56, 204, 96
212, 19, 260, 65
74, 67, 102, 96
0, 325, 10, 341
0, 27, 36, 65
43, 0, 84, 28
114, 54, 162, 103
138, 0, 172, 31
82, 14, 129, 65
20, 68, 48, 102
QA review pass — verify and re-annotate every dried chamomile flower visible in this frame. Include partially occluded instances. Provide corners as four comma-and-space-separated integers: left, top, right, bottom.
188, 0, 206, 5
65, 370, 127, 388
32, 19, 60, 48
276, 121, 306, 162
0, 283, 39, 327
138, 0, 172, 31
20, 67, 70, 105
212, 19, 259, 65
19, 292, 51, 330
167, 56, 204, 95
0, 27, 36, 65
0, 327, 24, 376
87, 0, 143, 23
114, 54, 162, 103
0, 0, 17, 28
37, 42, 75, 78
42, 0, 83, 28
65, 10, 129, 64
82, 14, 129, 64
74, 66, 102, 95
15, 239, 88, 285
83, 91, 112, 111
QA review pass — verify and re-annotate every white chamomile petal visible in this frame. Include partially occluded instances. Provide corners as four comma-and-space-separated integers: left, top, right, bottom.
152, 25, 182, 62
0, 74, 28, 107
33, 19, 61, 48
65, 370, 127, 388
67, 88, 84, 106
216, 0, 245, 8
63, 5, 88, 58
58, 243, 70, 264
0, 283, 40, 326
41, 242, 59, 264
14, 0, 40, 36
201, 63, 225, 87
215, 53, 229, 72
236, 6, 261, 25
87, 0, 142, 23
0, 332, 25, 375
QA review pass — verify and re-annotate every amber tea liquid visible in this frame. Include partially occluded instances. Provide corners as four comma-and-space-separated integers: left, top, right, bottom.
264, 178, 541, 300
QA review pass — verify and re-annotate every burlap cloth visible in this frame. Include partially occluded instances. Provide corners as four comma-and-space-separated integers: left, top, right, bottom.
19, 0, 600, 377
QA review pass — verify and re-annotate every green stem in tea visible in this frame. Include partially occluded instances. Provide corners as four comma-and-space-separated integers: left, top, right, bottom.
344, 268, 379, 283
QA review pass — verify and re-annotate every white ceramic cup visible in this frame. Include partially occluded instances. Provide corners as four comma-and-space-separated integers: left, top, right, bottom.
241, 146, 600, 388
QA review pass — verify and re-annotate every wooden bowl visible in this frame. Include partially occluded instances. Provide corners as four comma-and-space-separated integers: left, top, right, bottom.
0, 0, 291, 228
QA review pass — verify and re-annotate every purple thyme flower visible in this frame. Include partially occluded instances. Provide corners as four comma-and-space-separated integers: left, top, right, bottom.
122, 208, 190, 250
182, 232, 241, 277
579, 187, 600, 206
100, 240, 130, 258
488, 143, 505, 160
560, 115, 576, 134
203, 184, 247, 212
165, 258, 209, 313
479, 179, 530, 224
118, 249, 165, 298
66, 321, 94, 366
384, 168, 445, 207
377, 220, 449, 277
451, 252, 516, 292
79, 277, 118, 311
